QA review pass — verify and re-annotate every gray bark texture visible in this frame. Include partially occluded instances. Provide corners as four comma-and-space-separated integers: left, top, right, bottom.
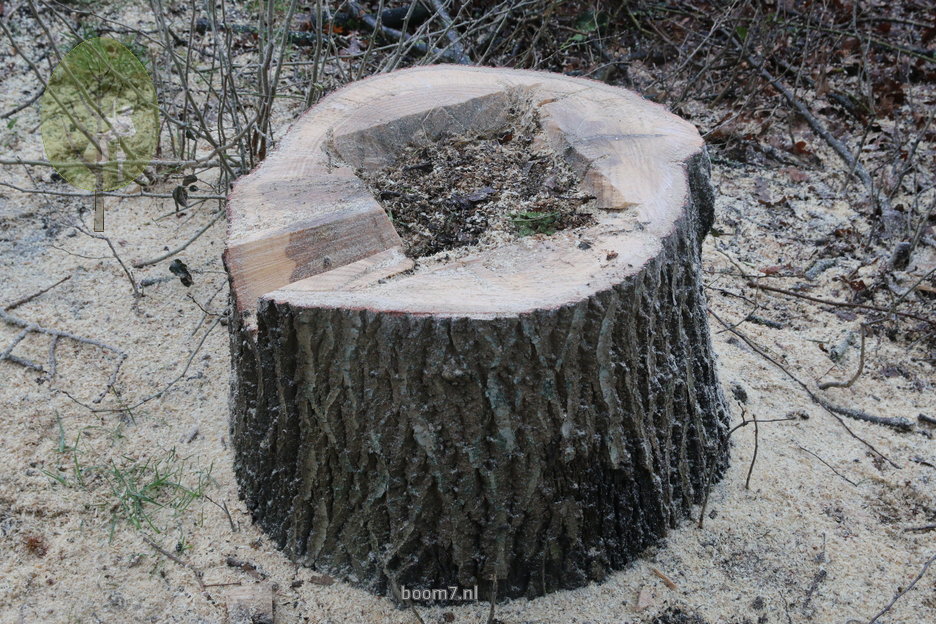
227, 151, 729, 600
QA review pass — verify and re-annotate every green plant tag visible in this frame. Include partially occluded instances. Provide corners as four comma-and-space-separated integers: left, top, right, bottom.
40, 37, 159, 229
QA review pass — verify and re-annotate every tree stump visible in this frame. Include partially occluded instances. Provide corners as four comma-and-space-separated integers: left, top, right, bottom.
223, 65, 730, 600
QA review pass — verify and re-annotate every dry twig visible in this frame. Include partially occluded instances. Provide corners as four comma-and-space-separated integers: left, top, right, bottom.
3, 275, 71, 311
0, 309, 127, 402
860, 553, 936, 624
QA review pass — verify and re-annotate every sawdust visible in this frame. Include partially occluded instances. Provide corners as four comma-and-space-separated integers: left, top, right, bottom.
356, 107, 595, 263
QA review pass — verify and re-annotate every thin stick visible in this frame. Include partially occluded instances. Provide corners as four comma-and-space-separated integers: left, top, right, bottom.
818, 325, 866, 390
798, 446, 859, 487
140, 533, 206, 591
651, 567, 678, 590
865, 553, 936, 624
0, 328, 29, 362
486, 574, 498, 624
745, 413, 759, 489
4, 275, 71, 311
70, 315, 221, 413
697, 411, 796, 528
78, 226, 140, 297
132, 210, 223, 268
0, 86, 43, 119
0, 309, 127, 399
747, 281, 934, 326
709, 310, 905, 462
0, 180, 225, 201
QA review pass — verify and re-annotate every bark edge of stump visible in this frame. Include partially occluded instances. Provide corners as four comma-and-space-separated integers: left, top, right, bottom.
223, 65, 731, 601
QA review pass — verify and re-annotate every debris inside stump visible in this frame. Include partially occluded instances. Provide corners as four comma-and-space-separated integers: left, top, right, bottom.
357, 107, 596, 265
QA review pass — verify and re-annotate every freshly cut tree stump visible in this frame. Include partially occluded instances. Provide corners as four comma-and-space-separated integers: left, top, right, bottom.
223, 65, 730, 600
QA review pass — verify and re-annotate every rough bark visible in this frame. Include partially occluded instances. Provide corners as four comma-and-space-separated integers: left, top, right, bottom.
224, 66, 730, 601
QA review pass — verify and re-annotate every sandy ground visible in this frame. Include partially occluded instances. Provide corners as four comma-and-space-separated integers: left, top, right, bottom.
1, 10, 935, 624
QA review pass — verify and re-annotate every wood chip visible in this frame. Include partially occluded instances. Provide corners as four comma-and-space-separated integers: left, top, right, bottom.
225, 582, 273, 624
635, 585, 655, 611
651, 566, 679, 590
307, 573, 335, 586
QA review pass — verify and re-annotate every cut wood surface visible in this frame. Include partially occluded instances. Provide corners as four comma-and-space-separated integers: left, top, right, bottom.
224, 65, 729, 601
224, 65, 708, 324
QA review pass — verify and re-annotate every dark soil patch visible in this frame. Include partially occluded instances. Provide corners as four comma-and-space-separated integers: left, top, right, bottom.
650, 608, 710, 624
357, 108, 596, 261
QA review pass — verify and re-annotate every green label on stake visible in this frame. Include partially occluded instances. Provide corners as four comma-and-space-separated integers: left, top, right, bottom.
40, 37, 159, 230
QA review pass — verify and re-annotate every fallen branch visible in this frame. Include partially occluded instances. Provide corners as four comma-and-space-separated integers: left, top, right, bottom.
428, 0, 472, 64
745, 53, 904, 239
346, 0, 471, 64
747, 281, 934, 326
798, 446, 859, 487
817, 325, 866, 390
0, 86, 43, 119
709, 309, 903, 464
4, 275, 71, 311
132, 210, 224, 268
0, 309, 127, 402
863, 553, 936, 624
815, 398, 912, 432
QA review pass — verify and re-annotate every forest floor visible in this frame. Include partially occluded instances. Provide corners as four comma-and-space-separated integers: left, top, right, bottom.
0, 1, 934, 623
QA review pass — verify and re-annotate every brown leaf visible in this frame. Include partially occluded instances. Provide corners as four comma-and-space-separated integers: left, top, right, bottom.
792, 140, 812, 155
922, 26, 936, 46
843, 278, 867, 292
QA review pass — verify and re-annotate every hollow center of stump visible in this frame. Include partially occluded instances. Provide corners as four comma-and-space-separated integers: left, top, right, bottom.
355, 106, 597, 263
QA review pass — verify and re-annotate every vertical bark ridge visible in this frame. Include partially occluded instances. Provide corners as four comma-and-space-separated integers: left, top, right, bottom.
227, 148, 728, 601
